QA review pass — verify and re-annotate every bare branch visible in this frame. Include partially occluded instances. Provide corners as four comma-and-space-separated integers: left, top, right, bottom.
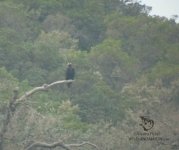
26, 140, 99, 150
1, 79, 100, 150
16, 80, 74, 104
25, 140, 71, 150
68, 141, 99, 150
1, 80, 76, 150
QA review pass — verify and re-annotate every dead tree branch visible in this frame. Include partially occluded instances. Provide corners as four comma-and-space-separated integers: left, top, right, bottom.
16, 80, 74, 104
26, 140, 99, 150
0, 80, 73, 150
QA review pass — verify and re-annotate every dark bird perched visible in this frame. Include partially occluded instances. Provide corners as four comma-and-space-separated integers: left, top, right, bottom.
65, 63, 75, 88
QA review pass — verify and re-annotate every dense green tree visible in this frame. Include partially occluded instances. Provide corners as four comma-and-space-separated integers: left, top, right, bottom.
90, 39, 139, 89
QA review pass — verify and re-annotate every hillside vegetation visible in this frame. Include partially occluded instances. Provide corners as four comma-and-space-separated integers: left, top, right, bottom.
0, 0, 179, 149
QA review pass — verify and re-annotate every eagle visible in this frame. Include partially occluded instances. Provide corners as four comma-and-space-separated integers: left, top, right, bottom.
65, 63, 75, 88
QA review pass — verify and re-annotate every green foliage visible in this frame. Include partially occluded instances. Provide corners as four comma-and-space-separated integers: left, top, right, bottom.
90, 39, 139, 88
35, 31, 78, 51
0, 67, 18, 104
104, 14, 179, 70
0, 0, 179, 149
58, 101, 88, 131
42, 13, 75, 33
165, 44, 179, 64
148, 62, 179, 83
0, 1, 40, 40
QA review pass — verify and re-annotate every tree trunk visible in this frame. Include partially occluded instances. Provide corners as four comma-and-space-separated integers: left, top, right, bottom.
0, 80, 73, 150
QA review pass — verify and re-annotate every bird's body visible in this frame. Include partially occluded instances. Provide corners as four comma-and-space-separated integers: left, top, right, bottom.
65, 63, 75, 88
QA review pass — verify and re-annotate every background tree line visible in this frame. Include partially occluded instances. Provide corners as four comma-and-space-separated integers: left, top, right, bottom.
0, 0, 178, 149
